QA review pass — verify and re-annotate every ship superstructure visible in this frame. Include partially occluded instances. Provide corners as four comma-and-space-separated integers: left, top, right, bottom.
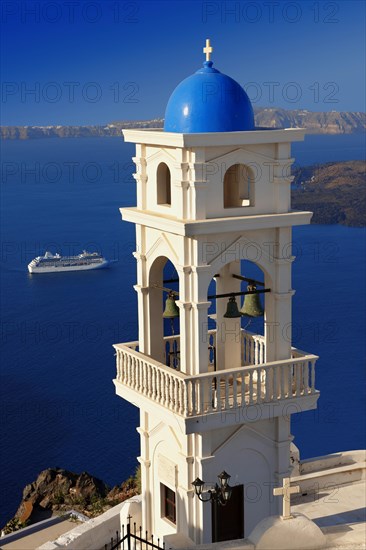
28, 251, 109, 273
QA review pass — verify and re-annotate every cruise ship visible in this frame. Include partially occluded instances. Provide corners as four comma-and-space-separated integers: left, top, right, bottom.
28, 251, 110, 273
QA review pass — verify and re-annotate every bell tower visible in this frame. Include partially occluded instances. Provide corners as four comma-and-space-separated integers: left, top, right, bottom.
114, 41, 320, 546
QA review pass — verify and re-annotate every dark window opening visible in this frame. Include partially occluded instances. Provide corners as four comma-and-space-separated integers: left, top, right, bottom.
161, 483, 176, 524
157, 162, 172, 206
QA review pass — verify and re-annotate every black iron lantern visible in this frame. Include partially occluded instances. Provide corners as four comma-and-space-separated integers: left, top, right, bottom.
192, 471, 233, 506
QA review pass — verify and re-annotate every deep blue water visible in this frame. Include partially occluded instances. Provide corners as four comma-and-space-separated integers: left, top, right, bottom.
292, 132, 365, 165
0, 134, 365, 526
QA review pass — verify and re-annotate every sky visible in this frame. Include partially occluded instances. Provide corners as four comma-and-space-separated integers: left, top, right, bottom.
1, 0, 365, 125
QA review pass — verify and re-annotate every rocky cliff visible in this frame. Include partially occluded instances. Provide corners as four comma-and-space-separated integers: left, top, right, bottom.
1, 468, 140, 534
292, 160, 366, 226
255, 108, 365, 134
1, 110, 365, 139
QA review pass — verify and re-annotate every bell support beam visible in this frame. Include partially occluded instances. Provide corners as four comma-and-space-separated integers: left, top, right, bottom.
150, 285, 270, 300
208, 288, 270, 299
232, 273, 265, 286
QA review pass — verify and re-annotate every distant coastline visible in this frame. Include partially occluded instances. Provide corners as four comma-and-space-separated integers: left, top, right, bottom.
1, 109, 365, 140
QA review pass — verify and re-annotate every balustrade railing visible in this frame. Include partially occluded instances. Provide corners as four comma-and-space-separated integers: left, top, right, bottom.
242, 330, 265, 365
114, 330, 318, 418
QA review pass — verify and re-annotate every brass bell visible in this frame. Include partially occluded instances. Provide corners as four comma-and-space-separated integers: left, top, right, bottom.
240, 284, 264, 317
224, 295, 241, 318
163, 292, 180, 318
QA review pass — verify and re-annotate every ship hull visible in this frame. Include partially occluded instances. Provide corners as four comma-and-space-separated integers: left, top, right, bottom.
28, 260, 110, 274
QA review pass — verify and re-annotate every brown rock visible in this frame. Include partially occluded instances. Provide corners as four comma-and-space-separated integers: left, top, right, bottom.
3, 466, 139, 531
12, 468, 109, 523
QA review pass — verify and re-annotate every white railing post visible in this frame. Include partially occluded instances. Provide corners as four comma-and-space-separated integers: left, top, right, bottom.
183, 380, 188, 416
232, 374, 238, 410
296, 362, 302, 397
249, 371, 254, 405
241, 372, 246, 407
216, 375, 221, 410
311, 359, 316, 394
273, 366, 278, 400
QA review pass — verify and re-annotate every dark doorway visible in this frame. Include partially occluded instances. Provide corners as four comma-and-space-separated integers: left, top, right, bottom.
212, 484, 244, 542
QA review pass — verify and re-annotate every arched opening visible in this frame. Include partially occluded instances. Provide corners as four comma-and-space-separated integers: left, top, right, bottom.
148, 256, 180, 367
157, 162, 172, 206
223, 163, 254, 208
201, 259, 269, 416
207, 259, 265, 374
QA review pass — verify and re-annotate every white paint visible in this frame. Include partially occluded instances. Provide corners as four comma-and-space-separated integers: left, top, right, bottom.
248, 513, 326, 549
37, 499, 135, 550
158, 455, 177, 487
273, 477, 300, 518
114, 126, 322, 544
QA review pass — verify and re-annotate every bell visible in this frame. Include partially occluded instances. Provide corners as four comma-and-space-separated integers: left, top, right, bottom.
240, 284, 264, 317
163, 292, 180, 318
224, 295, 241, 318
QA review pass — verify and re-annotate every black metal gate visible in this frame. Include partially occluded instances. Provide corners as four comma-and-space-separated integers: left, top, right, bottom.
104, 520, 165, 550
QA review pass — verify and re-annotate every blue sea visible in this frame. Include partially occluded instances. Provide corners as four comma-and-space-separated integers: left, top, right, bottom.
0, 133, 365, 526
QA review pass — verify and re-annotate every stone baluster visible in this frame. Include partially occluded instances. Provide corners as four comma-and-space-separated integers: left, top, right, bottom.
288, 363, 293, 397
303, 360, 309, 394
232, 374, 238, 409
241, 372, 246, 406
260, 338, 265, 364
164, 373, 169, 407
207, 378, 213, 412
311, 359, 316, 393
183, 380, 189, 416
167, 376, 172, 410
216, 375, 221, 410
147, 364, 152, 398
173, 378, 178, 412
171, 376, 175, 410
127, 355, 131, 386
296, 362, 302, 397
224, 374, 229, 410
249, 370, 254, 404
122, 351, 126, 383
178, 380, 183, 415
256, 368, 262, 403
265, 368, 271, 402
136, 358, 140, 392
199, 379, 205, 415
280, 364, 285, 399
116, 350, 120, 380
273, 366, 278, 400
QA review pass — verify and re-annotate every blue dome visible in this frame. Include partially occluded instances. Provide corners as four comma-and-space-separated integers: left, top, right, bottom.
164, 61, 254, 133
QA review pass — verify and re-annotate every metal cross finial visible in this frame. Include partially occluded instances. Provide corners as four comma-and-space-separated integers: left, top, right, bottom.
273, 477, 300, 519
203, 38, 213, 61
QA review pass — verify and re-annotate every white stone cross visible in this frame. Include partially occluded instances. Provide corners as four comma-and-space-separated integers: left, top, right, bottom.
203, 39, 213, 61
273, 477, 300, 519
